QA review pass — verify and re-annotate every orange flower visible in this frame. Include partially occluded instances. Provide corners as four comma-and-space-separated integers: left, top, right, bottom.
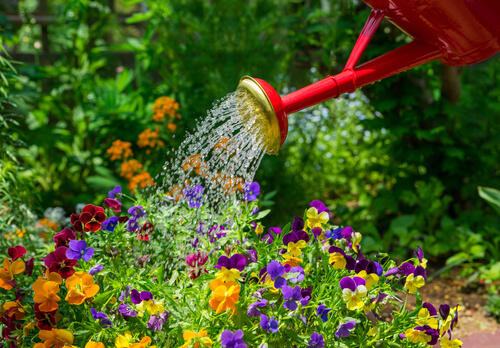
214, 137, 230, 151
167, 123, 177, 131
107, 140, 133, 161
282, 254, 302, 269
128, 172, 154, 194
152, 96, 179, 122
137, 128, 164, 149
166, 185, 183, 201
120, 159, 143, 180
115, 332, 156, 348
65, 271, 99, 305
3, 300, 26, 320
180, 329, 212, 348
85, 342, 105, 348
0, 257, 25, 290
38, 328, 74, 348
37, 218, 59, 231
181, 154, 208, 176
33, 276, 61, 312
208, 281, 240, 314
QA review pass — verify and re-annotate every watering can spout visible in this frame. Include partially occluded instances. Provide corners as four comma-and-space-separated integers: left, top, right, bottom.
237, 0, 500, 155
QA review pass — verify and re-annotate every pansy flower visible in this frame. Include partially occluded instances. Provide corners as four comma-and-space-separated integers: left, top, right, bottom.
283, 230, 310, 246
108, 185, 122, 199
414, 245, 428, 268
3, 300, 26, 320
148, 310, 170, 331
416, 302, 438, 329
33, 276, 61, 312
53, 228, 76, 248
130, 289, 153, 304
34, 303, 58, 329
7, 245, 26, 260
215, 254, 246, 272
291, 216, 304, 232
266, 260, 287, 289
340, 276, 368, 310
325, 228, 343, 240
221, 329, 247, 348
180, 328, 212, 348
183, 185, 204, 208
328, 246, 348, 269
209, 282, 240, 314
128, 205, 146, 219
288, 266, 305, 283
262, 227, 281, 244
118, 303, 138, 317
38, 328, 74, 347
287, 240, 307, 257
244, 182, 260, 201
404, 271, 426, 294
65, 271, 99, 305
308, 332, 325, 348
404, 327, 431, 344
247, 299, 268, 317
0, 257, 25, 290
44, 247, 77, 279
66, 240, 94, 262
104, 198, 122, 212
101, 216, 119, 232
335, 321, 356, 338
316, 304, 332, 322
440, 337, 463, 348
90, 308, 112, 328
89, 264, 104, 275
310, 200, 331, 218
306, 207, 329, 229
356, 261, 380, 290
282, 285, 303, 311
70, 204, 106, 232
260, 314, 279, 333
187, 251, 209, 280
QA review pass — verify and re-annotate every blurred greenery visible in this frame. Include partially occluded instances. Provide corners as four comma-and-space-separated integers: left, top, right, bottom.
1, 0, 499, 270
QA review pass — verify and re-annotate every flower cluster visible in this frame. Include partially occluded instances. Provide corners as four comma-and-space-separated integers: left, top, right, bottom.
137, 127, 165, 152
152, 96, 181, 129
107, 140, 133, 161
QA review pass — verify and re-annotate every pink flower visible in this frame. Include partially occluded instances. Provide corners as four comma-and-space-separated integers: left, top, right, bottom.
104, 198, 122, 213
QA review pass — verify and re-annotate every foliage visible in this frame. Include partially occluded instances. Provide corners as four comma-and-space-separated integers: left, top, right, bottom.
0, 186, 463, 347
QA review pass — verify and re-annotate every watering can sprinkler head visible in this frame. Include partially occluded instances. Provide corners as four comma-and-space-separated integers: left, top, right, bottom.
237, 0, 500, 155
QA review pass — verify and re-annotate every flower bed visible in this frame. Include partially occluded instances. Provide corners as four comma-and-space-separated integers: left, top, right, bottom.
0, 184, 463, 347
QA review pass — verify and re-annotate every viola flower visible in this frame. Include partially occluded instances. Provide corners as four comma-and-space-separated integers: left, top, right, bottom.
53, 228, 76, 248
291, 216, 305, 232
287, 240, 307, 257
215, 254, 246, 271
266, 260, 287, 288
244, 182, 260, 201
316, 305, 332, 322
282, 285, 303, 311
325, 228, 343, 240
416, 302, 439, 329
118, 303, 138, 317
104, 198, 122, 212
306, 207, 329, 229
283, 230, 310, 245
147, 311, 170, 331
65, 271, 99, 305
340, 276, 368, 310
66, 240, 94, 261
0, 257, 25, 290
414, 245, 428, 268
180, 328, 213, 348
247, 299, 268, 317
335, 321, 356, 338
329, 246, 348, 269
90, 308, 112, 328
215, 267, 241, 284
187, 251, 209, 279
115, 332, 155, 348
7, 245, 26, 260
102, 216, 119, 232
282, 254, 303, 269
44, 247, 77, 279
138, 300, 165, 316
440, 337, 463, 348
127, 218, 140, 232
310, 200, 331, 217
288, 266, 305, 283
85, 342, 105, 348
128, 205, 146, 219
3, 300, 26, 320
356, 264, 380, 290
404, 327, 431, 344
70, 204, 106, 232
209, 282, 240, 314
221, 329, 247, 348
262, 227, 281, 244
108, 185, 122, 199
404, 273, 426, 294
260, 314, 279, 333
89, 264, 104, 275
33, 277, 61, 312
183, 185, 204, 208
130, 289, 153, 304
34, 303, 58, 329
38, 328, 74, 347
24, 257, 34, 276
308, 332, 325, 348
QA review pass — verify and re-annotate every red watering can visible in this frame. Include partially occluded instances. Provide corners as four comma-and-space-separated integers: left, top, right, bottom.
238, 0, 500, 154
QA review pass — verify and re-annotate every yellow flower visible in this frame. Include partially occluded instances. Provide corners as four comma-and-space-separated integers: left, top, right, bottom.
209, 282, 240, 315
33, 277, 61, 312
0, 257, 25, 290
65, 271, 99, 305
351, 232, 362, 253
137, 300, 165, 316
404, 328, 431, 344
440, 306, 461, 336
356, 270, 379, 290
106, 140, 133, 161
287, 240, 307, 257
115, 332, 155, 348
39, 328, 74, 348
306, 207, 329, 229
3, 300, 26, 320
180, 328, 213, 348
85, 342, 105, 348
404, 273, 425, 294
416, 307, 438, 329
16, 229, 26, 238
440, 337, 463, 348
255, 223, 264, 235
215, 267, 240, 284
342, 285, 367, 310
329, 252, 346, 269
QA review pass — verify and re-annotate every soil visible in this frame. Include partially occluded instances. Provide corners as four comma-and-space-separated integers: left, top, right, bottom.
407, 272, 500, 347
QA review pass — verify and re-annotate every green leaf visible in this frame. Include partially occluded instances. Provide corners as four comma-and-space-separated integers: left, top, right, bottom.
255, 209, 271, 220
86, 176, 121, 189
126, 11, 153, 24
478, 186, 500, 214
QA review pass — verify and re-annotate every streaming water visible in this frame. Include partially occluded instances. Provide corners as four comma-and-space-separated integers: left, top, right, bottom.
147, 89, 268, 241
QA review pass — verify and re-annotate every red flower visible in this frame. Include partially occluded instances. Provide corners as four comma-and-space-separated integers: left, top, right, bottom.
186, 251, 209, 280
44, 247, 77, 279
53, 228, 76, 248
137, 222, 154, 241
24, 257, 34, 276
34, 303, 59, 330
8, 246, 26, 260
70, 204, 106, 232
104, 198, 122, 212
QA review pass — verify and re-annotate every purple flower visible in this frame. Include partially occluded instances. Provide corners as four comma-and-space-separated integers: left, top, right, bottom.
251, 207, 259, 215
291, 216, 304, 233
221, 329, 247, 348
282, 285, 303, 311
311, 227, 322, 240
128, 205, 146, 219
414, 245, 424, 262
244, 182, 260, 201
247, 299, 268, 317
267, 260, 287, 288
260, 314, 278, 333
316, 304, 332, 322
308, 333, 325, 348
289, 266, 305, 283
339, 276, 366, 291
215, 254, 246, 271
262, 227, 281, 244
423, 302, 437, 316
400, 262, 415, 275
384, 267, 400, 277
118, 303, 137, 317
126, 218, 140, 232
90, 308, 112, 328
439, 304, 450, 320
66, 240, 94, 262
310, 200, 331, 218
102, 216, 119, 232
183, 185, 204, 208
283, 230, 310, 245
147, 311, 170, 330
130, 289, 153, 304
89, 264, 104, 275
342, 226, 355, 240
119, 286, 130, 302
108, 185, 122, 199
335, 321, 356, 338
373, 261, 383, 276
